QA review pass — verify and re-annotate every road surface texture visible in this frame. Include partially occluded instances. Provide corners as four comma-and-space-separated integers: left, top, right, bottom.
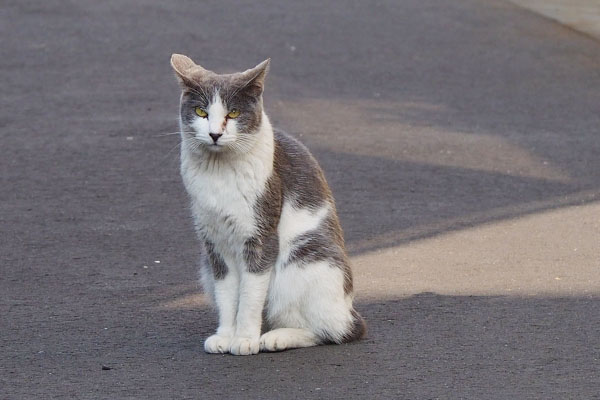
2, 0, 599, 398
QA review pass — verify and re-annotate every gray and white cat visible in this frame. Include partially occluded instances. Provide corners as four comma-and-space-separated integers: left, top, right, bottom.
170, 54, 365, 355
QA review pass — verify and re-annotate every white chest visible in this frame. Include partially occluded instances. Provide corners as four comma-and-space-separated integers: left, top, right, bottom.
181, 153, 272, 261
187, 166, 257, 237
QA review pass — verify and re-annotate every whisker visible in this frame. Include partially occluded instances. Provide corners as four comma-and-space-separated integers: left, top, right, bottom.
164, 141, 185, 159
160, 136, 198, 160
154, 131, 195, 137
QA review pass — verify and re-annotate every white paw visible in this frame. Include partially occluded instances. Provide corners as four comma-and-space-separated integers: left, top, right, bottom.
204, 334, 232, 354
260, 331, 288, 352
229, 336, 260, 356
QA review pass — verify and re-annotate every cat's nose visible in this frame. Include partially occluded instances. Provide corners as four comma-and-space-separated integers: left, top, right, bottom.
209, 133, 223, 143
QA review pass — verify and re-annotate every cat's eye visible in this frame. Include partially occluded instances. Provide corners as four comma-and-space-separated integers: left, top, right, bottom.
195, 107, 208, 118
227, 109, 240, 119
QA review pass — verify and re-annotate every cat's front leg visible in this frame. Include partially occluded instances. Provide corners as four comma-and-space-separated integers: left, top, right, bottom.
228, 236, 277, 355
204, 267, 239, 354
229, 270, 271, 355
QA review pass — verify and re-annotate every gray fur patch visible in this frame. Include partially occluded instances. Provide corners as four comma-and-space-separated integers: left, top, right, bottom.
244, 234, 279, 274
321, 309, 367, 344
273, 131, 332, 209
245, 172, 282, 274
204, 240, 228, 280
272, 131, 354, 294
286, 229, 345, 267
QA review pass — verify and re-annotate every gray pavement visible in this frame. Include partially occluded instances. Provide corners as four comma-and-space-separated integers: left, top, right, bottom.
2, 0, 600, 398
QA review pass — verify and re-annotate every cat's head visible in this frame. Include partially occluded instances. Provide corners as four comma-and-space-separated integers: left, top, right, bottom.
170, 54, 270, 154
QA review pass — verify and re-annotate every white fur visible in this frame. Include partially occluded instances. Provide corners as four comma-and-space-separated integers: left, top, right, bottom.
260, 328, 318, 351
203, 267, 239, 353
266, 258, 354, 345
207, 93, 227, 134
230, 272, 271, 355
259, 201, 355, 350
181, 112, 274, 263
204, 334, 233, 354
277, 202, 330, 262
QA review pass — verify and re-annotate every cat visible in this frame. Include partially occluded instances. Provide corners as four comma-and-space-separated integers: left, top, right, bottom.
170, 54, 366, 355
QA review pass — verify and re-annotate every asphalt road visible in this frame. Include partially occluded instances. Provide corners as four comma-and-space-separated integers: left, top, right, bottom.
2, 0, 599, 398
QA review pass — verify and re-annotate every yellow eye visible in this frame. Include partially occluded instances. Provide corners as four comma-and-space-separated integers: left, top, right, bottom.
195, 107, 208, 117
227, 109, 240, 119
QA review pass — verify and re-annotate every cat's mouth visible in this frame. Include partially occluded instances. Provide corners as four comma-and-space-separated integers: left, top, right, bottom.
185, 139, 226, 155
205, 142, 226, 152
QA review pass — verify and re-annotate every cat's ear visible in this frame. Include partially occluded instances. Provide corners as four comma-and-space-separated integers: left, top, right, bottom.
170, 53, 208, 88
238, 59, 270, 97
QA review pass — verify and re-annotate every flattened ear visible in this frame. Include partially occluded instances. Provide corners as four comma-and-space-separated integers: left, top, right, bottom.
239, 59, 270, 97
170, 53, 208, 88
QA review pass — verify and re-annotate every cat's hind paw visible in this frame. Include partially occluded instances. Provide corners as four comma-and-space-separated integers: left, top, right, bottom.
204, 334, 232, 354
260, 330, 289, 352
260, 328, 319, 352
229, 336, 260, 356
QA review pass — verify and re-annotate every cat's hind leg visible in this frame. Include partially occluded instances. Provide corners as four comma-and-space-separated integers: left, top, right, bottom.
259, 328, 319, 352
265, 259, 358, 351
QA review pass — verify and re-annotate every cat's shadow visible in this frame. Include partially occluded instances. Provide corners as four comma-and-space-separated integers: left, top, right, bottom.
163, 292, 599, 398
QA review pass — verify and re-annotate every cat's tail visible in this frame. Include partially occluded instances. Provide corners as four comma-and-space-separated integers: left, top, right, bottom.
341, 309, 367, 343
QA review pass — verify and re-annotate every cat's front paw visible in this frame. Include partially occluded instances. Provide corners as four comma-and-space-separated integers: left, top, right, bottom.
229, 336, 260, 356
204, 334, 233, 354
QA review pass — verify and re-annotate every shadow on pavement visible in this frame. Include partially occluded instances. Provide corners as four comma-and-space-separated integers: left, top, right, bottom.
5, 290, 598, 398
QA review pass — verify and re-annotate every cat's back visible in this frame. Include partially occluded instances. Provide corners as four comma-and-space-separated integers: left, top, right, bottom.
273, 130, 333, 207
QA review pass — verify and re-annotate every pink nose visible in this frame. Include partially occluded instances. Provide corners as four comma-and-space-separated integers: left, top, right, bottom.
209, 133, 223, 143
